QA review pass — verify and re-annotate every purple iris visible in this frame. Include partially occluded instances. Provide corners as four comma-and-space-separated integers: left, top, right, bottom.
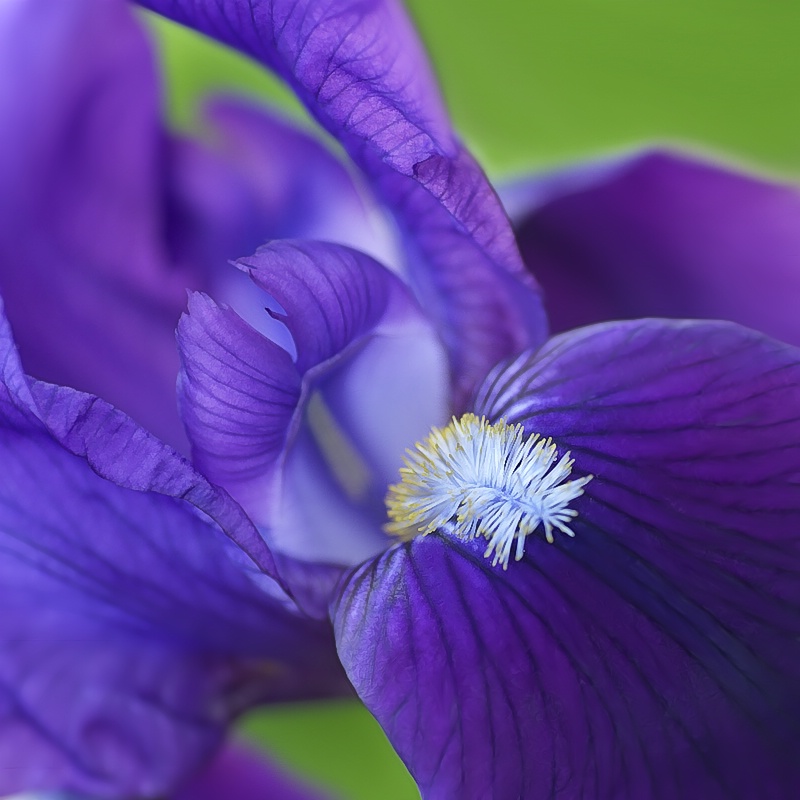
2, 0, 800, 799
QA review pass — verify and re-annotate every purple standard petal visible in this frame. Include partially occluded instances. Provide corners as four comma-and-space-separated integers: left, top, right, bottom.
333, 319, 800, 799
202, 98, 387, 257
178, 241, 448, 569
171, 98, 400, 339
0, 0, 202, 448
506, 150, 800, 342
136, 0, 546, 404
0, 305, 343, 798
173, 742, 330, 800
1, 0, 348, 451
177, 291, 302, 510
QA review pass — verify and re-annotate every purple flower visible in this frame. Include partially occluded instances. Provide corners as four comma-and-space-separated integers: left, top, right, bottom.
0, 0, 389, 453
173, 742, 330, 800
179, 249, 800, 798
0, 0, 530, 792
0, 297, 343, 797
503, 150, 800, 342
3, 0, 800, 799
1, 1, 364, 795
9, 743, 328, 800
135, 3, 800, 799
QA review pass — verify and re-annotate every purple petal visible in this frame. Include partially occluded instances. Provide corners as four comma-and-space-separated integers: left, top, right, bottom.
178, 241, 447, 569
178, 291, 386, 567
202, 98, 386, 256
138, 0, 452, 171
241, 240, 427, 373
0, 0, 201, 449
0, 306, 343, 797
1, 1, 361, 452
507, 150, 800, 343
173, 742, 331, 800
172, 98, 400, 340
163, 132, 266, 285
382, 145, 546, 407
136, 0, 546, 405
240, 240, 448, 511
334, 319, 800, 799
177, 292, 301, 512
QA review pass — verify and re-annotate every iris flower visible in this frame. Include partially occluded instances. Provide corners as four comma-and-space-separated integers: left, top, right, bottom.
2, 0, 800, 799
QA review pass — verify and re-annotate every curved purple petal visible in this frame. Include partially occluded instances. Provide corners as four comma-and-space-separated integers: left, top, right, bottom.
178, 291, 387, 568
136, 0, 546, 405
177, 290, 301, 510
507, 150, 800, 343
0, 0, 201, 449
141, 0, 454, 165
0, 307, 343, 797
2, 0, 375, 451
203, 98, 386, 255
173, 742, 331, 800
381, 145, 546, 407
241, 240, 450, 488
242, 240, 397, 373
172, 98, 401, 340
178, 241, 447, 569
333, 319, 800, 799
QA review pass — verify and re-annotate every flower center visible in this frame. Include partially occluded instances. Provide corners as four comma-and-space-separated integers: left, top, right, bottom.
385, 413, 592, 569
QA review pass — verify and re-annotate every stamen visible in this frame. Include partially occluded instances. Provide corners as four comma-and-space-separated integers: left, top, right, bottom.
385, 413, 592, 569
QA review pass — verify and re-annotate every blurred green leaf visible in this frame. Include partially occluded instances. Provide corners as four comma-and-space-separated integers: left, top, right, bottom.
240, 700, 419, 799
144, 1, 800, 177
404, 0, 800, 176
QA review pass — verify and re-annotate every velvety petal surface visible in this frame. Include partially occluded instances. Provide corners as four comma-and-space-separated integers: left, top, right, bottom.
507, 150, 800, 342
0, 0, 204, 448
203, 98, 387, 256
173, 742, 331, 800
178, 291, 301, 511
137, 0, 546, 404
0, 306, 342, 797
241, 241, 449, 498
178, 290, 382, 567
334, 319, 800, 799
179, 241, 447, 567
172, 97, 401, 341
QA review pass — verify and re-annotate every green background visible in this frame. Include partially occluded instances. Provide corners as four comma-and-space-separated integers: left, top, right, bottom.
144, 3, 800, 798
